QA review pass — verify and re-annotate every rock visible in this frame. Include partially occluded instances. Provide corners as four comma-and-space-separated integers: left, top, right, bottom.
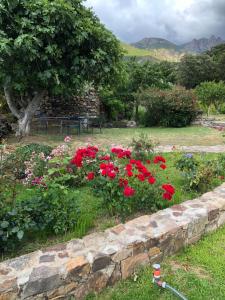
92, 254, 111, 272
121, 253, 149, 279
126, 120, 137, 128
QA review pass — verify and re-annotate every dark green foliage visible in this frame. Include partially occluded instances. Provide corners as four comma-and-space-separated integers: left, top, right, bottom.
176, 153, 221, 193
0, 114, 11, 139
207, 44, 225, 82
3, 143, 52, 178
0, 0, 123, 94
177, 54, 216, 89
141, 86, 200, 127
0, 184, 80, 252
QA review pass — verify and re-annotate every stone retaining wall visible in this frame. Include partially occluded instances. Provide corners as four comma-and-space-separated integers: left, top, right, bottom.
1, 184, 225, 300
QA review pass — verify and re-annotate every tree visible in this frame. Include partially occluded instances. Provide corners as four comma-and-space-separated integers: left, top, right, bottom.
0, 0, 123, 136
177, 54, 216, 89
195, 81, 225, 115
207, 44, 225, 82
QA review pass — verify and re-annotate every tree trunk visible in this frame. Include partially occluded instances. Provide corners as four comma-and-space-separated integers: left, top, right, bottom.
4, 86, 45, 137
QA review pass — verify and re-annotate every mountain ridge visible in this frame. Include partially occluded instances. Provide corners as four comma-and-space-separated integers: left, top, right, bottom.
131, 35, 225, 53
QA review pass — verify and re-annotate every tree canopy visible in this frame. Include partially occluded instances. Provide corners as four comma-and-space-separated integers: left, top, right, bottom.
0, 0, 123, 135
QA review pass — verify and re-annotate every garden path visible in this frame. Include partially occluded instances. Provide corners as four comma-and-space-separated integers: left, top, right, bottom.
156, 144, 225, 153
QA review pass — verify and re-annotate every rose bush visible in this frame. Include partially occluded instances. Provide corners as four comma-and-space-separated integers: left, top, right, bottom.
70, 145, 175, 218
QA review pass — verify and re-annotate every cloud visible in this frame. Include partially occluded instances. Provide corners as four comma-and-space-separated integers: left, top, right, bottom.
84, 0, 225, 44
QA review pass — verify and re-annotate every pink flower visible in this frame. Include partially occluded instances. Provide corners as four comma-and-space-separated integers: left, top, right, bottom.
64, 136, 72, 143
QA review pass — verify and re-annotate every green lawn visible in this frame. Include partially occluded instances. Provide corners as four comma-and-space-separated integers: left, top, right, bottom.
7, 126, 224, 149
86, 225, 225, 300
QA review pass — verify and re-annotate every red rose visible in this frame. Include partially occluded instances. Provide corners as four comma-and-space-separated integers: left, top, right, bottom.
127, 170, 133, 177
162, 184, 175, 195
137, 174, 145, 181
87, 172, 95, 181
108, 171, 116, 179
119, 178, 128, 187
153, 156, 166, 164
146, 159, 151, 164
160, 164, 167, 170
163, 192, 172, 200
123, 186, 135, 197
148, 177, 156, 184
100, 163, 107, 169
125, 164, 133, 171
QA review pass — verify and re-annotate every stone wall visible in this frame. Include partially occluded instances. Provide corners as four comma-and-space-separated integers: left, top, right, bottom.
37, 89, 100, 118
1, 184, 225, 300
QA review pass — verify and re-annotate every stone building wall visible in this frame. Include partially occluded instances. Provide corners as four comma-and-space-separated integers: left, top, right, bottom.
37, 89, 100, 117
1, 184, 225, 299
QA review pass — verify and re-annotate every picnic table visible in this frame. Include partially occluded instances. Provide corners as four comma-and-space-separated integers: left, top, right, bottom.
32, 116, 102, 134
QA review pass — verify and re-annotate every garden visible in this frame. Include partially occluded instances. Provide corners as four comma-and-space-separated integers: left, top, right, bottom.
0, 1, 225, 299
1, 132, 225, 261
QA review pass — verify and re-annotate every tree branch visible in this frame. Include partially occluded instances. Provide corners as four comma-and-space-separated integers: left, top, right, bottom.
3, 85, 21, 119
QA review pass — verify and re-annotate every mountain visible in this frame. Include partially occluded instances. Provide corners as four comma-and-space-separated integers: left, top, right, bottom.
121, 42, 183, 62
131, 35, 225, 54
131, 37, 177, 51
180, 35, 224, 53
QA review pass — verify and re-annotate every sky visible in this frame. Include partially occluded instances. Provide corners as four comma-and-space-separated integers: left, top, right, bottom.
84, 0, 225, 44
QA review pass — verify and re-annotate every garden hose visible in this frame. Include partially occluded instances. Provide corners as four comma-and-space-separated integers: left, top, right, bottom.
152, 264, 188, 300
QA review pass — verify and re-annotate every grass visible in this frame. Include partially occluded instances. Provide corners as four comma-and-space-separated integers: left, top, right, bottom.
6, 126, 225, 149
121, 43, 183, 62
86, 225, 225, 300
1, 152, 222, 262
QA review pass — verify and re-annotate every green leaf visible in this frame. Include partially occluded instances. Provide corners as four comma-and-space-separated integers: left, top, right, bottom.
1, 221, 9, 228
17, 230, 24, 240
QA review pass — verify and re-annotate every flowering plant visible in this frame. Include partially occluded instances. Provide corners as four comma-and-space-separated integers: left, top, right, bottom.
70, 145, 175, 218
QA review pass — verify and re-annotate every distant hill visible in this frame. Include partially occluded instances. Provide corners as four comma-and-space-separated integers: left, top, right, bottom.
121, 42, 183, 62
131, 37, 177, 51
180, 35, 224, 53
130, 35, 225, 54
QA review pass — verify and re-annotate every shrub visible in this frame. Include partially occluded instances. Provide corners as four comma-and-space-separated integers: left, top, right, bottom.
195, 81, 225, 115
3, 143, 53, 179
129, 133, 157, 160
70, 145, 175, 219
176, 153, 218, 192
140, 86, 200, 127
0, 184, 80, 252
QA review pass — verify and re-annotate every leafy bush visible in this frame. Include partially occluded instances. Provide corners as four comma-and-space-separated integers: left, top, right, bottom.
140, 86, 200, 127
0, 184, 80, 252
129, 133, 157, 160
195, 81, 225, 115
176, 153, 218, 192
70, 145, 175, 219
3, 143, 53, 179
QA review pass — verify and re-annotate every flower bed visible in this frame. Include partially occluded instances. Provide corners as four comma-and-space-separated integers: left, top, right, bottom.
1, 137, 225, 258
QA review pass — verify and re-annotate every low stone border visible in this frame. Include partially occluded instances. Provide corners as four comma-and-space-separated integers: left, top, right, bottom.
1, 184, 225, 300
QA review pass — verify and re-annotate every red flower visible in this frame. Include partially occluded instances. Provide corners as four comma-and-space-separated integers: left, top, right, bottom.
108, 171, 116, 179
127, 170, 133, 177
100, 163, 107, 169
160, 164, 167, 170
162, 184, 175, 195
125, 164, 133, 171
100, 155, 111, 161
130, 159, 137, 164
148, 177, 156, 184
87, 172, 95, 181
123, 186, 135, 197
101, 169, 107, 176
146, 159, 151, 164
163, 192, 172, 201
137, 174, 145, 181
119, 178, 128, 187
154, 156, 166, 164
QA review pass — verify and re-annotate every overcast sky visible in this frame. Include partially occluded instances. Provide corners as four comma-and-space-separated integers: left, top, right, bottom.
84, 0, 225, 44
